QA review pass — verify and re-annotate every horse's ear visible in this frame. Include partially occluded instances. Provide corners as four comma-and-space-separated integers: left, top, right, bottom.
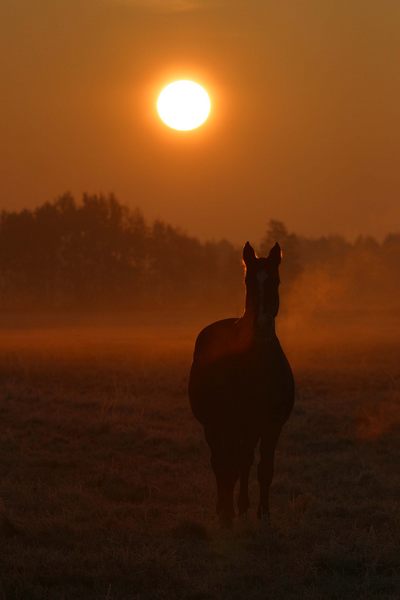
268, 242, 282, 265
243, 241, 256, 267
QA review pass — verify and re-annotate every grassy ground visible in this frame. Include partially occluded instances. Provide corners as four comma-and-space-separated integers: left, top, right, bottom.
0, 317, 399, 599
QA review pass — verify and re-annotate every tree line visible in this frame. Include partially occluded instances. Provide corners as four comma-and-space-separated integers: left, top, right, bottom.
0, 193, 398, 312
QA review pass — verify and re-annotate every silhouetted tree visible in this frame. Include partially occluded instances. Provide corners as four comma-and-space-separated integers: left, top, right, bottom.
0, 193, 398, 313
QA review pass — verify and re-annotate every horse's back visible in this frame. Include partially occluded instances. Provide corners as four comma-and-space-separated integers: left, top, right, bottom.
192, 318, 240, 365
189, 318, 243, 424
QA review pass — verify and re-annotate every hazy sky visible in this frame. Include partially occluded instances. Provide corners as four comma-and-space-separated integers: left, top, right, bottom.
1, 0, 399, 242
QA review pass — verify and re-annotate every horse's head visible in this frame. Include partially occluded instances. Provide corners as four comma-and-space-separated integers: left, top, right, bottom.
242, 241, 281, 337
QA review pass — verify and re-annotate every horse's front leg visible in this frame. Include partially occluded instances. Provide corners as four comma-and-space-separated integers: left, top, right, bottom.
212, 460, 237, 528
257, 427, 281, 523
205, 425, 239, 528
237, 434, 258, 517
211, 452, 239, 527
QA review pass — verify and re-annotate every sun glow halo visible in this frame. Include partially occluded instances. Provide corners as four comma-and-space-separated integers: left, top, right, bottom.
157, 80, 211, 131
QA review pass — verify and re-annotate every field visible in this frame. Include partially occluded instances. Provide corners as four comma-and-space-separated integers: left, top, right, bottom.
0, 312, 399, 599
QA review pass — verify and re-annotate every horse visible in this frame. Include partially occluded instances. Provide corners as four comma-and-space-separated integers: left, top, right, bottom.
188, 241, 294, 527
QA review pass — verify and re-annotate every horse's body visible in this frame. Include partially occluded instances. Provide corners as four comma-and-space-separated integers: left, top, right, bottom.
188, 242, 294, 526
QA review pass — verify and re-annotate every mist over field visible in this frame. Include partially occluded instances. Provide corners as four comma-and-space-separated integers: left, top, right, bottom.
1, 192, 398, 377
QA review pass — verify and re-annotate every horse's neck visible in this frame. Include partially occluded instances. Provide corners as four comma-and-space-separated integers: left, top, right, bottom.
238, 310, 278, 345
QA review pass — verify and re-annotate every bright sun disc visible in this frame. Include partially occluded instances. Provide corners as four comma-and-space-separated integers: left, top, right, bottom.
157, 80, 211, 131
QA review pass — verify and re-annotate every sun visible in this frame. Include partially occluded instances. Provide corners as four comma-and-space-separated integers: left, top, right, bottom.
157, 80, 211, 132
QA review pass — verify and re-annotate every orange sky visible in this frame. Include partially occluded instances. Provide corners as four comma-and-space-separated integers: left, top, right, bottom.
1, 0, 399, 242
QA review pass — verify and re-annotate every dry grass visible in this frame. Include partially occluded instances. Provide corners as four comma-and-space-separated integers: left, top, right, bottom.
0, 314, 399, 599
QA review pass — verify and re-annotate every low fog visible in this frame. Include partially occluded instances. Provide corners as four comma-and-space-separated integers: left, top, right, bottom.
0, 193, 398, 355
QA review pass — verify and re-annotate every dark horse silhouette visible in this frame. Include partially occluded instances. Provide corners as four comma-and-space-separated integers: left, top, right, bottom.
188, 241, 294, 526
